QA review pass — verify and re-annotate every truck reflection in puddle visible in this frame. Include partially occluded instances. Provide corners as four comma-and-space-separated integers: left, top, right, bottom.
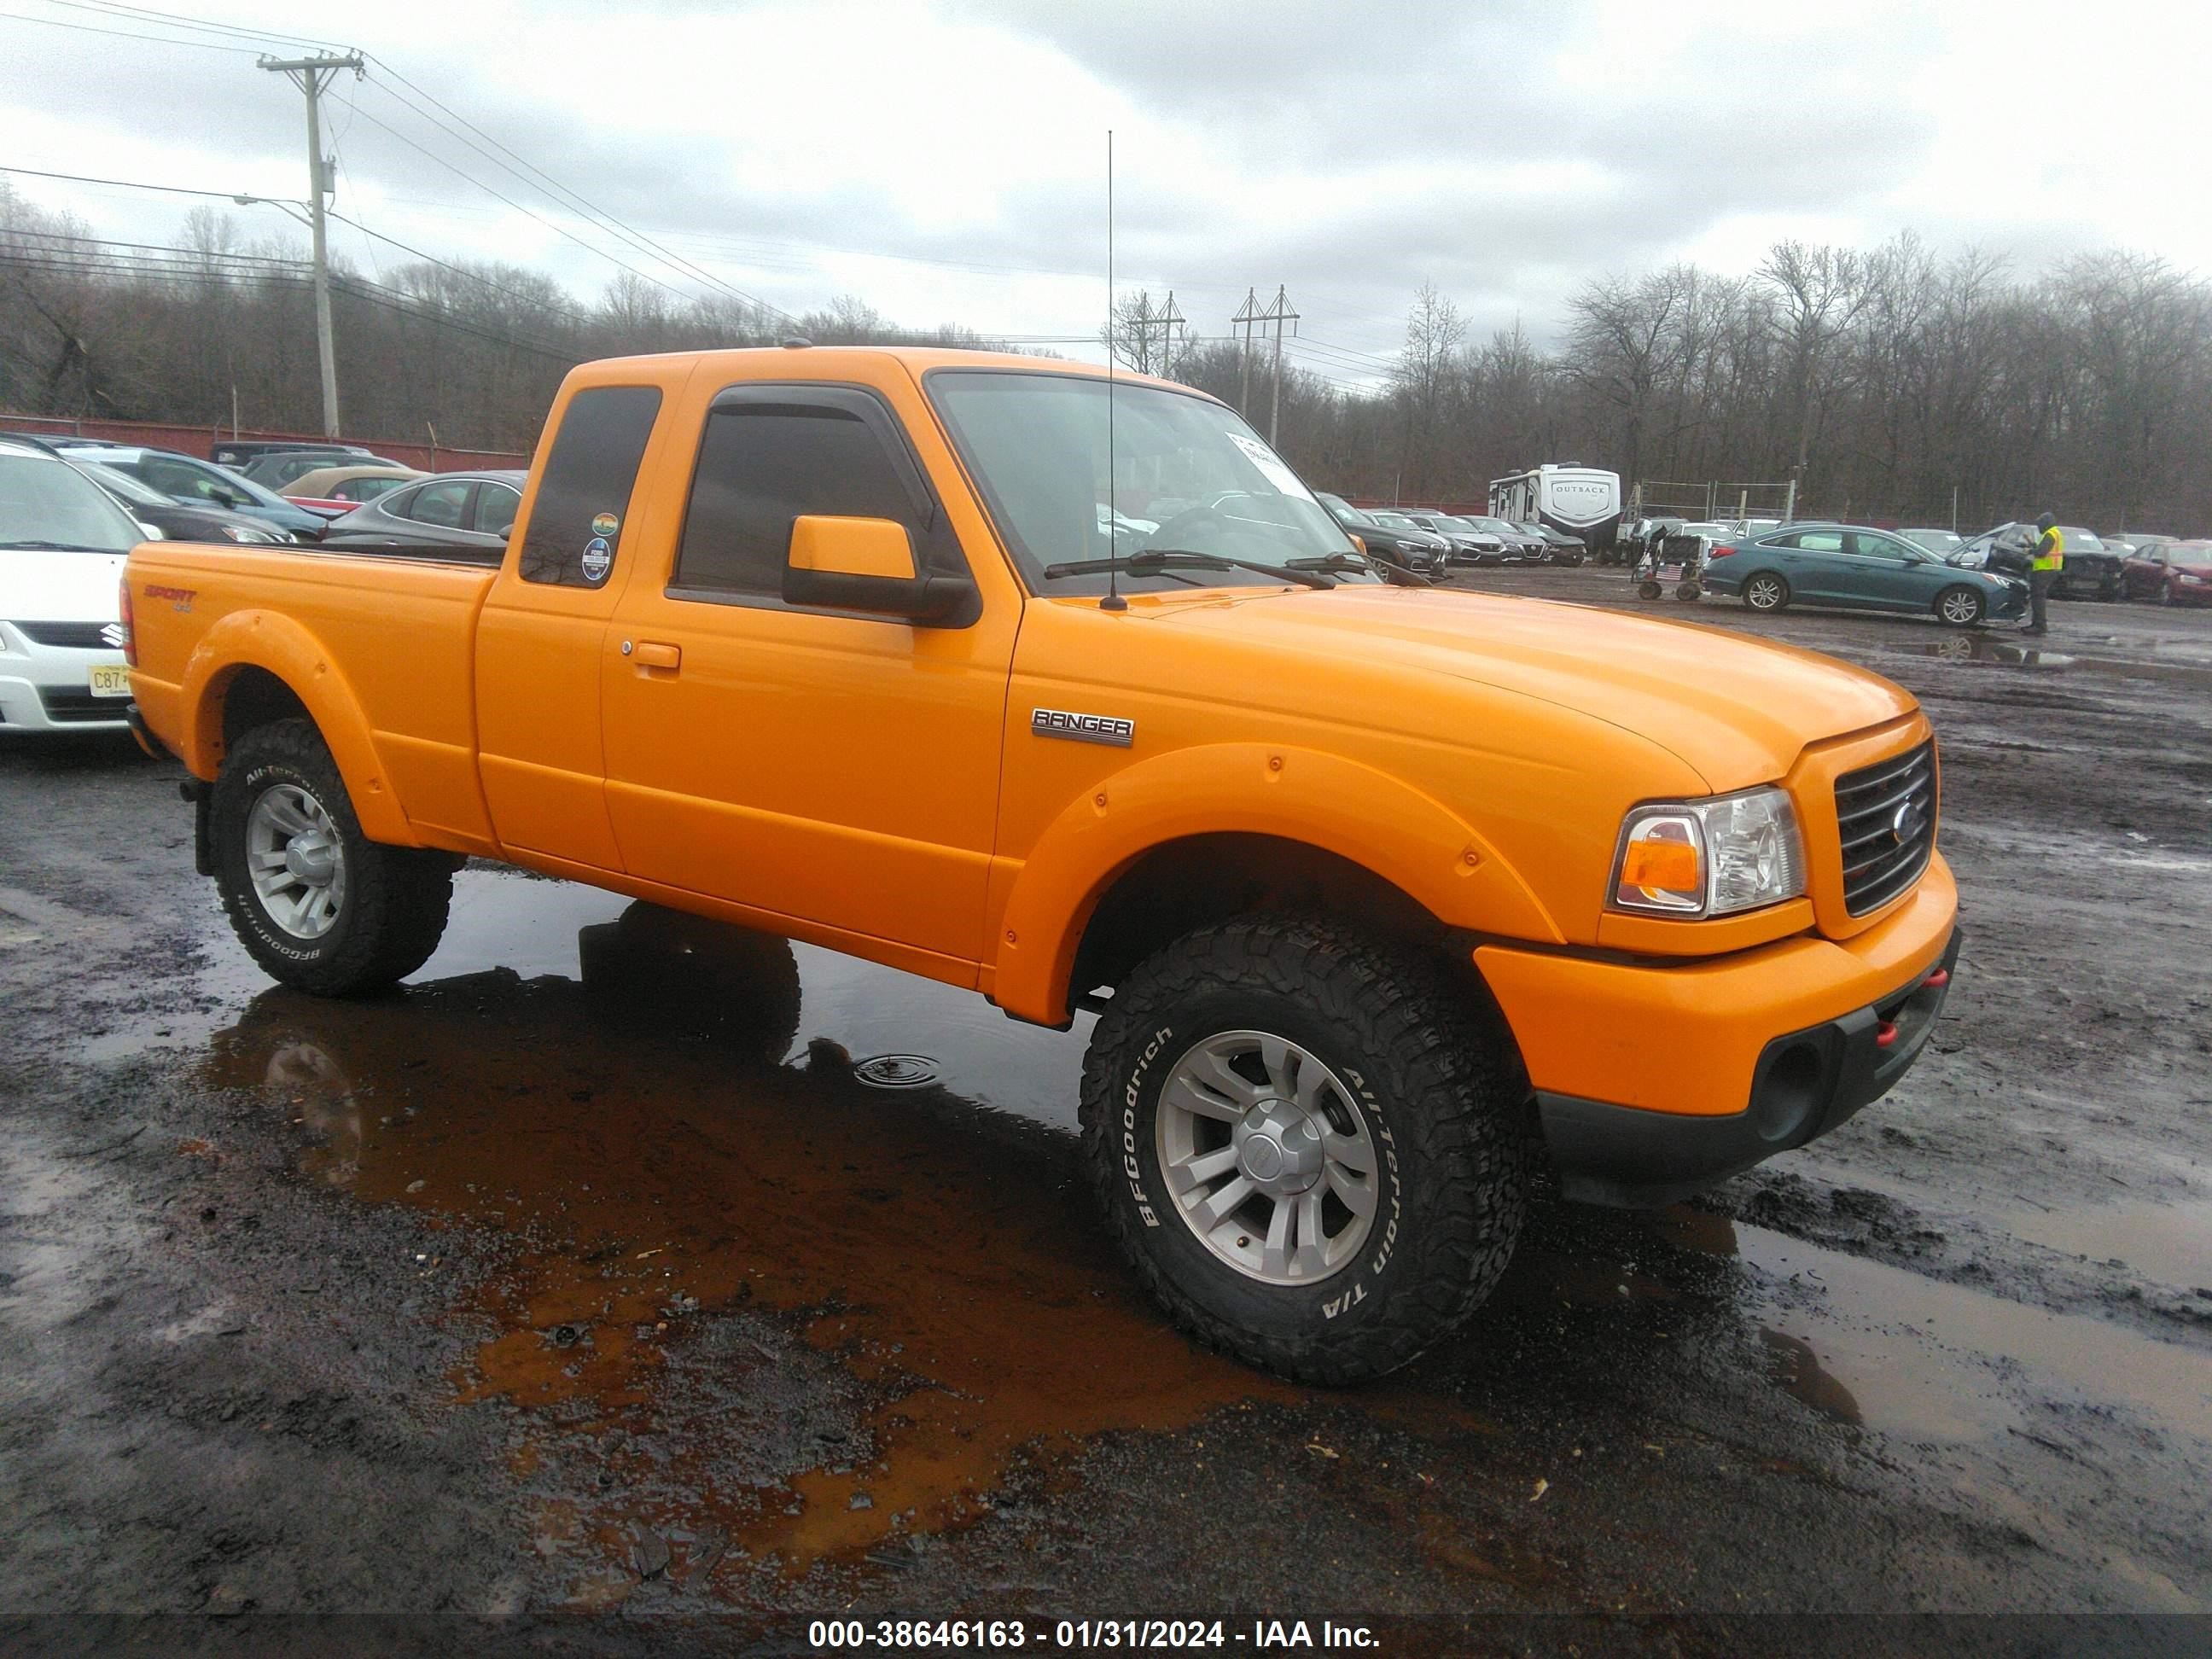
201, 899, 1299, 1593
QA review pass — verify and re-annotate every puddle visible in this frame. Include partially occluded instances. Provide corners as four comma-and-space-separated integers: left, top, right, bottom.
1895, 635, 2212, 686
1657, 1208, 2212, 1443
196, 887, 1283, 1591
1989, 1197, 2212, 1288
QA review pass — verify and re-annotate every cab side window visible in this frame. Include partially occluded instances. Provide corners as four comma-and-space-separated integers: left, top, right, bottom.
667, 384, 974, 623
673, 405, 913, 597
518, 384, 664, 586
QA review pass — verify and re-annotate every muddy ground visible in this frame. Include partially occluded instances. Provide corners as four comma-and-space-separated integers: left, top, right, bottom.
2, 572, 2208, 1652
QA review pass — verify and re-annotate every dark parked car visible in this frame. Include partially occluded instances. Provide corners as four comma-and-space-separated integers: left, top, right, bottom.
1955, 522, 2122, 599
75, 446, 326, 540
1703, 522, 2027, 626
209, 438, 380, 470
317, 470, 527, 559
2119, 538, 2212, 606
1516, 521, 1586, 566
70, 453, 300, 544
1313, 494, 1447, 579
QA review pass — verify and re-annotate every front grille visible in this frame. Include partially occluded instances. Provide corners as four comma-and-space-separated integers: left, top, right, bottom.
1836, 742, 1936, 916
36, 688, 126, 724
16, 620, 119, 649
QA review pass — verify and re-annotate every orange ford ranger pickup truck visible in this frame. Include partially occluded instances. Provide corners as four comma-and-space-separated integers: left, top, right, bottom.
124, 347, 1959, 1383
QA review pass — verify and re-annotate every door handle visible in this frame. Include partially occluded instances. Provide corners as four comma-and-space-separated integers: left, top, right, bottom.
624, 640, 682, 672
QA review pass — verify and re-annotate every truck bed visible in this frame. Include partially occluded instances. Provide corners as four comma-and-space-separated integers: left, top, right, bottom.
128, 541, 501, 848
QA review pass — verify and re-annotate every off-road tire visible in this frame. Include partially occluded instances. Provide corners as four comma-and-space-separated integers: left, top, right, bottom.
212, 719, 455, 996
1936, 585, 1985, 628
1079, 914, 1526, 1385
1743, 572, 1790, 612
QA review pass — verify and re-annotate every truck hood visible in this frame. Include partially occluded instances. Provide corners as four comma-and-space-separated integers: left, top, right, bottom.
1149, 585, 1918, 791
0, 548, 128, 625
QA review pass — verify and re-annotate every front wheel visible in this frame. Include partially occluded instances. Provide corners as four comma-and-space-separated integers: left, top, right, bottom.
1936, 585, 1986, 627
1080, 915, 1526, 1385
212, 719, 457, 996
1637, 579, 1663, 599
1743, 572, 1790, 612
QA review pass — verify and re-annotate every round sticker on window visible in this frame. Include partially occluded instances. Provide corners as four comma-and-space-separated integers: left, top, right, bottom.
591, 511, 620, 538
579, 536, 612, 584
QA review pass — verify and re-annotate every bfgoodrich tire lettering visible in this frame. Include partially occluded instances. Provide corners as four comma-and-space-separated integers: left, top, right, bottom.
212, 718, 456, 996
1079, 914, 1525, 1385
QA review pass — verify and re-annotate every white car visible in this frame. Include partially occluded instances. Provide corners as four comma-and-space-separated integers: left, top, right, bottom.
1, 437, 156, 735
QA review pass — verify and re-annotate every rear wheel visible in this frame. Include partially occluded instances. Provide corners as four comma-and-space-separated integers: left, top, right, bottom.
1936, 585, 1986, 627
1080, 915, 1525, 1385
1743, 572, 1790, 612
213, 719, 456, 996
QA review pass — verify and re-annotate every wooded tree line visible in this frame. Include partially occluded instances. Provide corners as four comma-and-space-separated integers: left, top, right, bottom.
1179, 236, 2212, 534
7, 181, 2208, 534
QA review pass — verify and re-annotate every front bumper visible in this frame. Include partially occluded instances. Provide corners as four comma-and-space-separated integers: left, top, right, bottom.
0, 670, 132, 732
1537, 928, 1959, 1206
1476, 854, 1959, 1207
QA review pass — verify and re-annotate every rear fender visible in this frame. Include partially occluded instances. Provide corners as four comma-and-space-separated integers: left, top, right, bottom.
991, 742, 1560, 1024
178, 609, 414, 846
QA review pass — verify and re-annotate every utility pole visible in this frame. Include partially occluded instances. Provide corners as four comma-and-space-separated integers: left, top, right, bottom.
1155, 289, 1185, 378
259, 50, 363, 437
1232, 288, 1260, 416
1260, 285, 1298, 445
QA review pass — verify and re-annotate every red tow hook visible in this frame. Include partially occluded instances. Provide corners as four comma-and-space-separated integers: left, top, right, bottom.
1876, 1019, 1900, 1049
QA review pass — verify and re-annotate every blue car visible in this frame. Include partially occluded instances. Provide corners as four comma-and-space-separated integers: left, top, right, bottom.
1703, 522, 2028, 627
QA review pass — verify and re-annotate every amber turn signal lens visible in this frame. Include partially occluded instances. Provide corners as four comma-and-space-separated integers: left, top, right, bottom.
1621, 839, 1700, 892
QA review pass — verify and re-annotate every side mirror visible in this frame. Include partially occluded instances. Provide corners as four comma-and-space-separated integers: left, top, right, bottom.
782, 515, 974, 623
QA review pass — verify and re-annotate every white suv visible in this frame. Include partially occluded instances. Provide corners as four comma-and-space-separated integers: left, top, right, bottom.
0, 438, 154, 735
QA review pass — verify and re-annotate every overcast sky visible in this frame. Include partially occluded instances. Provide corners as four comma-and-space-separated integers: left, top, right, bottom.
3, 0, 2206, 391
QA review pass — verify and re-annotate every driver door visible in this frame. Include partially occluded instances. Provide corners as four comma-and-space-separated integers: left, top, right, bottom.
598, 381, 1016, 970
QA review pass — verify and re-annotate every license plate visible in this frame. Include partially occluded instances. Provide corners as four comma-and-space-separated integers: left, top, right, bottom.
88, 664, 133, 697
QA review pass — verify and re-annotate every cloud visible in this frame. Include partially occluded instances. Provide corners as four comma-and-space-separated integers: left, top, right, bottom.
1, 0, 2205, 369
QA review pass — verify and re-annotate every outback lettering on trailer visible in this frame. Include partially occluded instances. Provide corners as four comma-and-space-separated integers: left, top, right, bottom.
1032, 707, 1135, 748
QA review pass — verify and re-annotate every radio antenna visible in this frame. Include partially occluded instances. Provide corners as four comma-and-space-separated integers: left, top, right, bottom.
1101, 127, 1126, 613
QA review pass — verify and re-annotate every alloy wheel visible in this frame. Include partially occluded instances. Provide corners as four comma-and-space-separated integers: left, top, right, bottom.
1154, 1029, 1378, 1285
246, 783, 348, 938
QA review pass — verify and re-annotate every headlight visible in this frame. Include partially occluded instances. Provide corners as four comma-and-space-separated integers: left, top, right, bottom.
1610, 786, 1806, 918
222, 526, 284, 544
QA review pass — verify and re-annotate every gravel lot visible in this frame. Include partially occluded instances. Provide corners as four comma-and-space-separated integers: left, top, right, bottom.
2, 571, 2207, 1649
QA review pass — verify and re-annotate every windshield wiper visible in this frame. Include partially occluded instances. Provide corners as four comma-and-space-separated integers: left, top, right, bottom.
1041, 548, 1335, 591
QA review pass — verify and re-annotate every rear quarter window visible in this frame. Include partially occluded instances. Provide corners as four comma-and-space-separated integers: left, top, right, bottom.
518, 384, 664, 585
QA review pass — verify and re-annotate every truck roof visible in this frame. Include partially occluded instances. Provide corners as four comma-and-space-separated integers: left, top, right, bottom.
562, 344, 1208, 399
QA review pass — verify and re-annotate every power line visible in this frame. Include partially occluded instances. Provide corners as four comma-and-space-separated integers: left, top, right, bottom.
44, 0, 346, 52
0, 6, 258, 51
358, 63, 799, 326
0, 164, 299, 206
337, 98, 724, 313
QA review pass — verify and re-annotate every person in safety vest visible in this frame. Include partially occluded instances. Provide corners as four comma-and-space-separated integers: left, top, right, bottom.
2024, 512, 2064, 636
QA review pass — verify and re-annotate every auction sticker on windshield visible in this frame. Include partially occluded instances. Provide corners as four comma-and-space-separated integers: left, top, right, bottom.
1225, 431, 1310, 498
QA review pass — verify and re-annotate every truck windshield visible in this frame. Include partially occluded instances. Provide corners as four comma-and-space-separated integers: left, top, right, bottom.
927, 370, 1367, 595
